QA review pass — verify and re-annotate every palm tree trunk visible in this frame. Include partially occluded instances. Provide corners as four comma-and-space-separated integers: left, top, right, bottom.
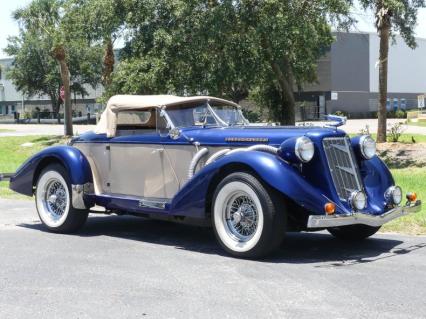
376, 6, 391, 143
377, 25, 390, 142
102, 36, 115, 87
53, 46, 73, 136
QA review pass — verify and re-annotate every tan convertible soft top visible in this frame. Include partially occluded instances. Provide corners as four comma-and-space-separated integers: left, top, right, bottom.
95, 94, 238, 137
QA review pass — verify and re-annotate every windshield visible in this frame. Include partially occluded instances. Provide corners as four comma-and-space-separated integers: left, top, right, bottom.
165, 102, 248, 128
210, 103, 248, 126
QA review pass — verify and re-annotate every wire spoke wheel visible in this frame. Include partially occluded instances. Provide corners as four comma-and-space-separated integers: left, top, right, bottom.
35, 164, 89, 233
225, 192, 259, 241
43, 179, 68, 220
212, 172, 287, 258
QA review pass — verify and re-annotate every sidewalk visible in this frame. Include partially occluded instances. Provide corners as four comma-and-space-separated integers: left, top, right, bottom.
0, 119, 425, 136
332, 118, 426, 135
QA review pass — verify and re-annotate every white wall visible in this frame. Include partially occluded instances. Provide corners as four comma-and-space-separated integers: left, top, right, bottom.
369, 33, 426, 93
0, 58, 25, 102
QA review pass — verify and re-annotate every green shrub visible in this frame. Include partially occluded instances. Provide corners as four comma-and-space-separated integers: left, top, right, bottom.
242, 109, 261, 123
387, 122, 405, 142
395, 109, 407, 118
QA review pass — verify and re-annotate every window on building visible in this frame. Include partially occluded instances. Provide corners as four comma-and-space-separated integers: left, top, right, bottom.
393, 98, 398, 111
386, 98, 391, 111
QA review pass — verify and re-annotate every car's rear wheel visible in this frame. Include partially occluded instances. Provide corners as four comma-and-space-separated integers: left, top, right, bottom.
212, 172, 286, 258
327, 224, 381, 240
35, 164, 88, 233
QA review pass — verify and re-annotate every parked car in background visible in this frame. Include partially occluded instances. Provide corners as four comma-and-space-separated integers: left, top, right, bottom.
6, 95, 421, 258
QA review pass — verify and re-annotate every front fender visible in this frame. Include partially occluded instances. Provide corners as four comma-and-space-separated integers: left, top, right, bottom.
9, 146, 92, 196
170, 151, 331, 218
360, 156, 394, 215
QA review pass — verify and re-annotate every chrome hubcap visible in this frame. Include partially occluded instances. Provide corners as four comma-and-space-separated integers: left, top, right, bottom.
43, 179, 67, 218
48, 194, 58, 203
225, 192, 258, 241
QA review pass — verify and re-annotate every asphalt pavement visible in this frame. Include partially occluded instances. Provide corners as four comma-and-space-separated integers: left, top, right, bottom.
1, 198, 426, 318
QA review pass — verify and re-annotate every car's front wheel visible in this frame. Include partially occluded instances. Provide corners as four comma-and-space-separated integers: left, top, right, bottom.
327, 224, 381, 240
35, 164, 88, 233
212, 172, 286, 258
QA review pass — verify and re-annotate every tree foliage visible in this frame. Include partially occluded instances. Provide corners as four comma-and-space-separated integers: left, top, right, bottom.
5, 0, 103, 135
106, 0, 352, 124
5, 31, 102, 111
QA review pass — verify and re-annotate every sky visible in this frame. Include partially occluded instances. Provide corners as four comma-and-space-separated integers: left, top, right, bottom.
0, 0, 425, 59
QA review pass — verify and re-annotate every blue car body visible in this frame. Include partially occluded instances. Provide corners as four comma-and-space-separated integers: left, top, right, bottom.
9, 124, 396, 229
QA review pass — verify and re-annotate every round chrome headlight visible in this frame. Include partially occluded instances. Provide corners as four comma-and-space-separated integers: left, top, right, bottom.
349, 191, 367, 210
295, 136, 314, 163
385, 186, 402, 205
360, 135, 376, 159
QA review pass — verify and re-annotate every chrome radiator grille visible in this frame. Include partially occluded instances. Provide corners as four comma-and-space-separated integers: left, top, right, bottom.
322, 137, 362, 201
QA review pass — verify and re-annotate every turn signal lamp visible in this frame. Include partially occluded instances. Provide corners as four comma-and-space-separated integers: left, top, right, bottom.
324, 202, 336, 215
406, 192, 417, 202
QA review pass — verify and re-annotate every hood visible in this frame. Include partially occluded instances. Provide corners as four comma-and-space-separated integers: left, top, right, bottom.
180, 125, 346, 147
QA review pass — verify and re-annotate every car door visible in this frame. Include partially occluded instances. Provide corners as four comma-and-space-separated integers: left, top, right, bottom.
108, 109, 179, 199
74, 140, 111, 194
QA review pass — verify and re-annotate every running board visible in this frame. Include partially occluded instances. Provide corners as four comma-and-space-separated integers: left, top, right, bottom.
91, 193, 171, 213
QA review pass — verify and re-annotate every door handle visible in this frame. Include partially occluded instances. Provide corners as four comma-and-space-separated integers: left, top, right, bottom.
151, 148, 164, 154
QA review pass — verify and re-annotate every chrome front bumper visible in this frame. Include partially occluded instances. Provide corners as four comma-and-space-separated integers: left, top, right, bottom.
307, 200, 422, 228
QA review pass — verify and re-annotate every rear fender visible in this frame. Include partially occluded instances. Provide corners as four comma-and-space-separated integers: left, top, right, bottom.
170, 151, 332, 218
9, 146, 92, 197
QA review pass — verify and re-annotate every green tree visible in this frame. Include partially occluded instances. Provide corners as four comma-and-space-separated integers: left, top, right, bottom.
239, 0, 352, 124
5, 33, 62, 113
5, 31, 102, 115
9, 0, 103, 136
66, 0, 128, 88
106, 0, 351, 124
358, 0, 425, 142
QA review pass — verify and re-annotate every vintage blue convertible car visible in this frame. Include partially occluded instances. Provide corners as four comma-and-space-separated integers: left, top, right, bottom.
6, 95, 421, 257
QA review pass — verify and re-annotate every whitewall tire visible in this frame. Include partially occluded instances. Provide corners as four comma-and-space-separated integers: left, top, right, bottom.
212, 172, 286, 258
35, 164, 88, 233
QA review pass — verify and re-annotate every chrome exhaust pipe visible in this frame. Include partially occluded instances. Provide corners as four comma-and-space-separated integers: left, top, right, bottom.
0, 173, 13, 182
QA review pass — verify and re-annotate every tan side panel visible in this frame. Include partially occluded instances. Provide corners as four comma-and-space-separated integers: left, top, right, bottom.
163, 145, 196, 186
109, 144, 179, 198
164, 145, 229, 187
74, 143, 110, 194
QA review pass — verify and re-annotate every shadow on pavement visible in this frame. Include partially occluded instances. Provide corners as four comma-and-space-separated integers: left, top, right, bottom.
19, 214, 426, 264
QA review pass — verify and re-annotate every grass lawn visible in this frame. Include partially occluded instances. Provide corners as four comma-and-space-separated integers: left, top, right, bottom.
381, 167, 426, 234
0, 135, 66, 199
407, 121, 426, 128
0, 129, 14, 132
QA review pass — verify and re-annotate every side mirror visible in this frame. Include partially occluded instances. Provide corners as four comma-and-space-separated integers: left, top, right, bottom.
169, 127, 181, 140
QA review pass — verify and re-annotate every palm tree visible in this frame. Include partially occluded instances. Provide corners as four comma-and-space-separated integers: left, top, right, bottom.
358, 0, 425, 143
14, 0, 73, 136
